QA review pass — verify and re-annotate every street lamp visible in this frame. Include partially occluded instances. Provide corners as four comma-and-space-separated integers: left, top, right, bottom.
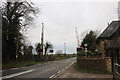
64, 43, 66, 54
84, 44, 87, 52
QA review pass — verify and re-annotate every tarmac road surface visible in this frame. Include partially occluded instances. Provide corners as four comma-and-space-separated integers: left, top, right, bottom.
1, 57, 76, 80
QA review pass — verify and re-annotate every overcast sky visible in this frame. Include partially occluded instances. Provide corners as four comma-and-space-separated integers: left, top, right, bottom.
26, 0, 119, 54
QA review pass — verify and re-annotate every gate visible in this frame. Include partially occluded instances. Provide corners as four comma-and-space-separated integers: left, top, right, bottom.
113, 62, 120, 80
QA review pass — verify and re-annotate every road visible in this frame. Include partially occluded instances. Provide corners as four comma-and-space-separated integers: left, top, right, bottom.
2, 57, 76, 80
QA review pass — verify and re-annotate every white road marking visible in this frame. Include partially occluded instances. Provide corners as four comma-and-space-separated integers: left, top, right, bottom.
52, 61, 76, 78
0, 77, 2, 80
44, 63, 47, 64
65, 66, 68, 69
49, 74, 55, 78
11, 68, 18, 70
1, 69, 36, 79
57, 71, 61, 74
37, 63, 42, 65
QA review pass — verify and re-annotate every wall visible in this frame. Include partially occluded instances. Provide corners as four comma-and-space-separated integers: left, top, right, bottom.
77, 57, 112, 72
97, 39, 113, 57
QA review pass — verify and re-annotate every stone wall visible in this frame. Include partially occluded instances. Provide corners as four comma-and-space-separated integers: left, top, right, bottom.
77, 57, 112, 72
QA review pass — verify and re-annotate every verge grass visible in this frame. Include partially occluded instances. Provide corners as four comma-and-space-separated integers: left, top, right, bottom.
2, 61, 43, 69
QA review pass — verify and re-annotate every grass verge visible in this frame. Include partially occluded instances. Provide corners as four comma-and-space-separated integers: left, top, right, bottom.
2, 61, 44, 69
74, 63, 112, 74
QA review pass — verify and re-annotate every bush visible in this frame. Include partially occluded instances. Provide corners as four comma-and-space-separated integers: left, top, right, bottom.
77, 50, 86, 57
86, 51, 92, 57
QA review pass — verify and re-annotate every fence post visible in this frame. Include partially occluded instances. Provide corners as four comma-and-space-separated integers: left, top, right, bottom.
113, 62, 116, 80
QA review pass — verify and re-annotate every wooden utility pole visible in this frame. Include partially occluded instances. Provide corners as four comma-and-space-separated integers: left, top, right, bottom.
40, 23, 44, 61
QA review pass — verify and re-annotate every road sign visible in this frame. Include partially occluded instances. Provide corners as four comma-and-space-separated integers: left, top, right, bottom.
49, 50, 54, 53
37, 48, 43, 53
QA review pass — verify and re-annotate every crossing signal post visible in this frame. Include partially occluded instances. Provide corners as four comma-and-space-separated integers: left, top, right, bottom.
75, 27, 83, 53
37, 48, 43, 53
37, 44, 43, 61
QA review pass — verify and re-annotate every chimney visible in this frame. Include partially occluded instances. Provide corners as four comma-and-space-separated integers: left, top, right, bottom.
118, 1, 120, 20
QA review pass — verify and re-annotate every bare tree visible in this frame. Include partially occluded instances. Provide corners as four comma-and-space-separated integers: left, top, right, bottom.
1, 0, 39, 62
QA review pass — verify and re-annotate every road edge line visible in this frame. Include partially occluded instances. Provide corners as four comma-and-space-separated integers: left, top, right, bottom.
1, 69, 36, 79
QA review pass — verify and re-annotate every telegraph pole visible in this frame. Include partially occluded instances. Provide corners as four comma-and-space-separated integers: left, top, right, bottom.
40, 23, 44, 61
75, 27, 80, 47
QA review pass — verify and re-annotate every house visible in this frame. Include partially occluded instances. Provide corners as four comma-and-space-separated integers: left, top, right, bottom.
96, 21, 120, 71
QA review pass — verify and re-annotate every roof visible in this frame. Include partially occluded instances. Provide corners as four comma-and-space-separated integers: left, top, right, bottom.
98, 21, 120, 39
118, 26, 120, 36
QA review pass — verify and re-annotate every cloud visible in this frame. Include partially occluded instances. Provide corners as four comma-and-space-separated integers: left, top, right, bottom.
26, 2, 118, 53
